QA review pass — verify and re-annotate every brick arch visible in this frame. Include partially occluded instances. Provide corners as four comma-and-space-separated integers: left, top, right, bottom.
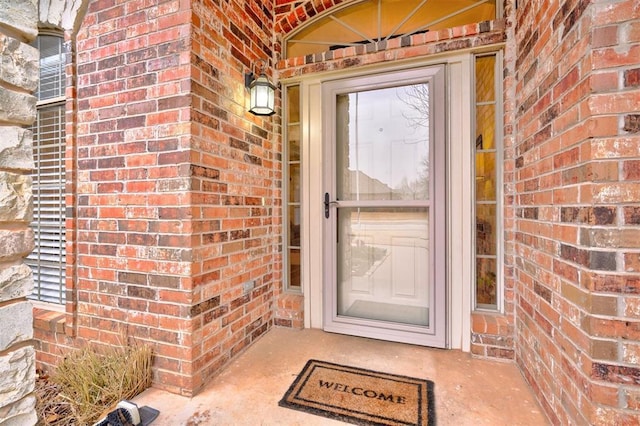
275, 0, 353, 37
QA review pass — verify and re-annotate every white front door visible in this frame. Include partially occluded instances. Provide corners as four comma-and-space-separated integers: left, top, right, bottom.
322, 66, 446, 347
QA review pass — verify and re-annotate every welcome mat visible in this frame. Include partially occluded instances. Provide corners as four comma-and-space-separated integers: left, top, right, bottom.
279, 359, 435, 426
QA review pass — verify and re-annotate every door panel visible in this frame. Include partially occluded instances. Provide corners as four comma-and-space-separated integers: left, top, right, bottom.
336, 207, 429, 322
391, 236, 428, 299
323, 66, 446, 347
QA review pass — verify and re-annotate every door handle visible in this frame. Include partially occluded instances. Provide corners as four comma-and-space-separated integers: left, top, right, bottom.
324, 192, 330, 218
324, 192, 338, 218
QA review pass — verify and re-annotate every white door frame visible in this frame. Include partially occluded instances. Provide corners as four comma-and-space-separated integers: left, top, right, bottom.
293, 52, 474, 351
321, 65, 447, 347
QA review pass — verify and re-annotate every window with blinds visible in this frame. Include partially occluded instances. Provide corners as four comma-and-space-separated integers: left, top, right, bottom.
26, 34, 67, 304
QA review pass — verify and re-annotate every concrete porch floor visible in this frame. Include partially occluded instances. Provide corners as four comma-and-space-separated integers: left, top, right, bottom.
134, 328, 548, 425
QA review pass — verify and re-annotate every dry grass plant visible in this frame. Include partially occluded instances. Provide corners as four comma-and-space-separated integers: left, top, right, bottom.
36, 343, 153, 426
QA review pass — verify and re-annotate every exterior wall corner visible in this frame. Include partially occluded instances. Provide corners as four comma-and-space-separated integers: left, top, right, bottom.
0, 0, 39, 423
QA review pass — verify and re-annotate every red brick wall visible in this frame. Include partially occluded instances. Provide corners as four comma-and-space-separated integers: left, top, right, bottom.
35, 0, 282, 396
471, 0, 519, 360
513, 0, 640, 423
33, 308, 74, 373
188, 0, 279, 392
72, 0, 196, 394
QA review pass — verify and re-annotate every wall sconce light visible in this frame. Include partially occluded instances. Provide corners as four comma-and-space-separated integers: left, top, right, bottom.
244, 64, 276, 116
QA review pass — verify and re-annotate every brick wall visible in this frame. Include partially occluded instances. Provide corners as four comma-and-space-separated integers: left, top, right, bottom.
34, 0, 282, 396
513, 0, 640, 423
71, 0, 196, 394
188, 0, 279, 392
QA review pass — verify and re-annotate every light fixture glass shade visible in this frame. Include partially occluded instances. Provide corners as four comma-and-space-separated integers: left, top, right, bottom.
249, 73, 276, 116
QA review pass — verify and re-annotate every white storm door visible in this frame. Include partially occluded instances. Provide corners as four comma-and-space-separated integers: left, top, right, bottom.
322, 66, 446, 347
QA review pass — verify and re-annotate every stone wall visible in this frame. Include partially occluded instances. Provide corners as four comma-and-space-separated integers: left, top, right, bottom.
0, 0, 39, 424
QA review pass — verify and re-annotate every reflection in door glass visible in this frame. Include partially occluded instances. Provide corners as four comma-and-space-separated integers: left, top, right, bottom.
336, 84, 430, 201
337, 207, 430, 326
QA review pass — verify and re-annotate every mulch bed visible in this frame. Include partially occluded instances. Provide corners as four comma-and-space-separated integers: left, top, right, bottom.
35, 374, 77, 426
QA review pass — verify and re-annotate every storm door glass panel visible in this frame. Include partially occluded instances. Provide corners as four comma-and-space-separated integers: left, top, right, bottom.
337, 207, 429, 325
335, 85, 431, 326
336, 87, 430, 201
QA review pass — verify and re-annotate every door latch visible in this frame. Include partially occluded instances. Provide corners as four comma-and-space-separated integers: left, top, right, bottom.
324, 192, 338, 218
324, 192, 330, 218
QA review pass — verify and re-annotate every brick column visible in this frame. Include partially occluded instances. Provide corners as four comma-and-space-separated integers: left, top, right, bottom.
513, 0, 640, 423
0, 0, 39, 424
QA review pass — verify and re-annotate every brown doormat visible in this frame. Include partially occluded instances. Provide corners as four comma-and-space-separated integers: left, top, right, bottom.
279, 359, 435, 426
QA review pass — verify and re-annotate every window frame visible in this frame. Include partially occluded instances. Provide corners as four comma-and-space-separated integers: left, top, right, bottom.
283, 84, 303, 294
473, 50, 503, 312
26, 32, 68, 305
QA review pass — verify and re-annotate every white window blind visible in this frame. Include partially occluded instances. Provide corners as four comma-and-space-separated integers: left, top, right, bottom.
26, 35, 67, 304
35, 35, 66, 100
